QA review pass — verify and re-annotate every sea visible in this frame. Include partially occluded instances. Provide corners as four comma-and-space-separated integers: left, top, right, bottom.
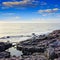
0, 23, 60, 56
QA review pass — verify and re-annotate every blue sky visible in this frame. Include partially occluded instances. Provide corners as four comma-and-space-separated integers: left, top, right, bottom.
0, 0, 60, 23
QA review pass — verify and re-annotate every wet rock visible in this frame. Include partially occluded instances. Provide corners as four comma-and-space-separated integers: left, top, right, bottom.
0, 51, 10, 58
16, 30, 60, 60
0, 42, 12, 52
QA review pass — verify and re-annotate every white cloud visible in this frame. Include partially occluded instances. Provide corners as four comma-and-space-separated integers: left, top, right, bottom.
38, 8, 60, 13
40, 2, 47, 5
1, 13, 15, 16
0, 18, 60, 23
3, 0, 29, 5
2, 0, 38, 7
0, 16, 21, 22
15, 16, 20, 19
31, 18, 60, 23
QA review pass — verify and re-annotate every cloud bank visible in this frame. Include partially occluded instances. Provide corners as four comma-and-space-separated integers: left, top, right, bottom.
38, 8, 60, 13
2, 0, 39, 7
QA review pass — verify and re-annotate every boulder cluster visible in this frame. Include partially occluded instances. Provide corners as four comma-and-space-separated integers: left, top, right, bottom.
0, 30, 60, 60
0, 42, 12, 58
17, 30, 60, 60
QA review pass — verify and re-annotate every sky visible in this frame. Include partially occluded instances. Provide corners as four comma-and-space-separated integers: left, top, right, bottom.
0, 0, 60, 23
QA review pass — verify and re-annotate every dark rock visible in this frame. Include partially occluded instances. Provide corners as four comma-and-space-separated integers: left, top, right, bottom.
0, 42, 12, 52
0, 51, 10, 58
16, 30, 60, 60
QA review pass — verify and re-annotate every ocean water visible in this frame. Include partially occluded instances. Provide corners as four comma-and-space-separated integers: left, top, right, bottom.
0, 23, 60, 37
0, 23, 60, 42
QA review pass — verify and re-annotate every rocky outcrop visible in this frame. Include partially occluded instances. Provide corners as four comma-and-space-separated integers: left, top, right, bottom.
0, 51, 10, 58
16, 30, 60, 60
0, 42, 12, 52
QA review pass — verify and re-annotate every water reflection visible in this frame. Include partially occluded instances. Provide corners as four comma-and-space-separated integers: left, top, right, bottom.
0, 37, 31, 56
8, 47, 23, 57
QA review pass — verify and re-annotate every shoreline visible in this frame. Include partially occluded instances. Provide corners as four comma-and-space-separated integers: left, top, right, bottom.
0, 30, 60, 60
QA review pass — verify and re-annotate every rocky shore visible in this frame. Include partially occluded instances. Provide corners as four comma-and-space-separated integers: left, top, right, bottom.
16, 30, 60, 60
0, 42, 12, 59
0, 30, 60, 60
0, 42, 12, 52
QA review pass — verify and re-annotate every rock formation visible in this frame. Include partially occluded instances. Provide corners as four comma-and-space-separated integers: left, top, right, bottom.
17, 30, 60, 60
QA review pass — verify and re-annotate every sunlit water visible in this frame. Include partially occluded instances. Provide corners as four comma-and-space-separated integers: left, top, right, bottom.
0, 37, 31, 56
0, 23, 60, 37
8, 47, 23, 57
0, 37, 31, 42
